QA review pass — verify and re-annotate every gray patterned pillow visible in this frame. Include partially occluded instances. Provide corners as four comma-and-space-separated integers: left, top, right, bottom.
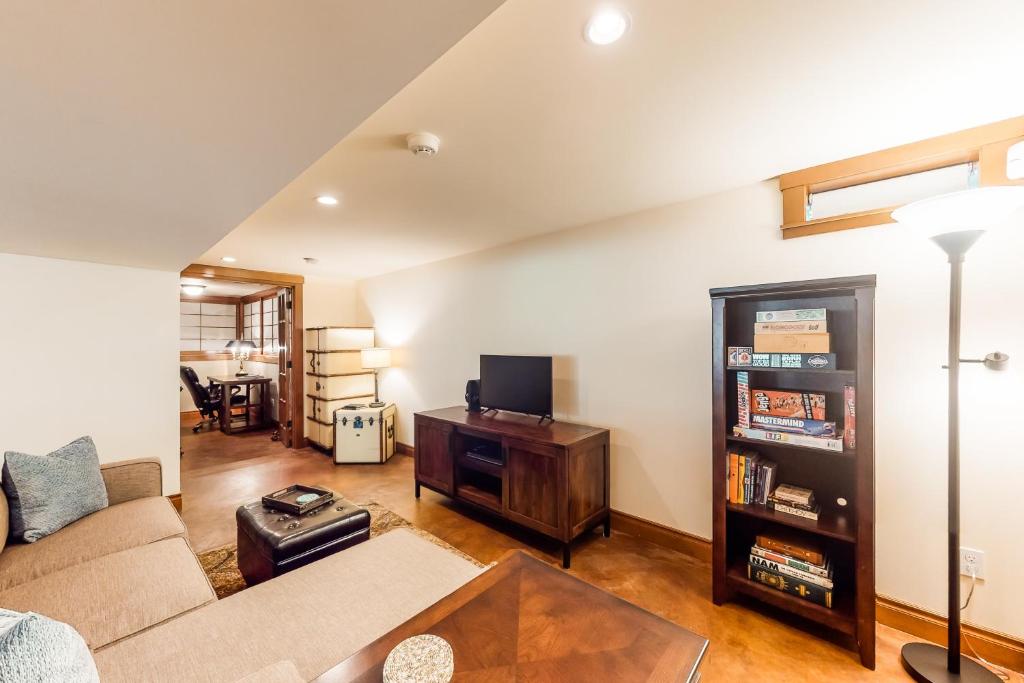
2, 436, 109, 542
0, 608, 99, 682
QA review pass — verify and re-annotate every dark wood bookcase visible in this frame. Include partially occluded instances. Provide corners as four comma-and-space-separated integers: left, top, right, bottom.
710, 275, 876, 669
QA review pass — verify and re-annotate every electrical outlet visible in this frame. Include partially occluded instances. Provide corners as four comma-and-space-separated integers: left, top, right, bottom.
960, 547, 985, 580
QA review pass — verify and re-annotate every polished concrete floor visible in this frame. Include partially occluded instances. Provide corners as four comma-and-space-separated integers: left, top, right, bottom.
179, 416, 1019, 682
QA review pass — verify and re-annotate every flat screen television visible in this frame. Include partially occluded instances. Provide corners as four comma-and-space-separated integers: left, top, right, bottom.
479, 355, 552, 419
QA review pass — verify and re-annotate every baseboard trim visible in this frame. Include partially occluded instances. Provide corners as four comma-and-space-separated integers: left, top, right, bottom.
396, 442, 414, 456
614, 511, 1024, 673
609, 509, 712, 564
875, 596, 1024, 674
181, 410, 201, 420
168, 494, 182, 512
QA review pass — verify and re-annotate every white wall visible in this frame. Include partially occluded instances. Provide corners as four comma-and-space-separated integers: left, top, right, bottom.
356, 181, 1024, 638
0, 253, 181, 494
304, 277, 359, 327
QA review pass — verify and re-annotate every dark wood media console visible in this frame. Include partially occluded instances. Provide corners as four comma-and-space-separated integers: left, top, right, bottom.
413, 406, 611, 568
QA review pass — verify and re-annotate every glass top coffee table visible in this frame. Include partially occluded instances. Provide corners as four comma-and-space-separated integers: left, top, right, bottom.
314, 550, 708, 682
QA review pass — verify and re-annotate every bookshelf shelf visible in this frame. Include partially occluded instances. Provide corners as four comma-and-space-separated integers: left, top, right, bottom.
726, 502, 856, 543
725, 562, 856, 635
726, 434, 856, 458
711, 275, 876, 669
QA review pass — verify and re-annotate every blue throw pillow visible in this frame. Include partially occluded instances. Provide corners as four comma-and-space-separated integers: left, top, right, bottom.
2, 436, 109, 542
0, 608, 99, 682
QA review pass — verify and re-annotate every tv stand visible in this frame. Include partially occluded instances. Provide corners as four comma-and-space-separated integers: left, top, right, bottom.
478, 407, 554, 425
413, 406, 610, 568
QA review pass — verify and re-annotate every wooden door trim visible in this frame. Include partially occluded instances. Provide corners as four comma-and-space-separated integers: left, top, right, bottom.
181, 264, 305, 448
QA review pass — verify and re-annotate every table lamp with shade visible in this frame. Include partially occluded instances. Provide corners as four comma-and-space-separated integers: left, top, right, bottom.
225, 340, 257, 377
361, 348, 391, 408
892, 184, 1024, 683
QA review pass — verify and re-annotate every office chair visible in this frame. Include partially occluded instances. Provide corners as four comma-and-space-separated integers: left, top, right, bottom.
180, 366, 244, 432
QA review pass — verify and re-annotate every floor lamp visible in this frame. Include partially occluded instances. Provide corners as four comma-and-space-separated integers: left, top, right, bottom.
892, 185, 1024, 683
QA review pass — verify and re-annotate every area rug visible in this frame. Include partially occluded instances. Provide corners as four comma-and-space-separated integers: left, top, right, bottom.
198, 501, 485, 599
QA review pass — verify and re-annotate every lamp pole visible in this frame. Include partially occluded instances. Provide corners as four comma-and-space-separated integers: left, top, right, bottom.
901, 229, 997, 683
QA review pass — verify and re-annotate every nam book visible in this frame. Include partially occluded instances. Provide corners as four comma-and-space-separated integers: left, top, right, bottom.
750, 414, 837, 438
755, 308, 827, 323
749, 553, 833, 589
748, 564, 833, 608
733, 426, 844, 452
750, 545, 832, 578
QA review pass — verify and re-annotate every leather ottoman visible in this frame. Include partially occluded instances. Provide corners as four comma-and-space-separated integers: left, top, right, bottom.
236, 493, 371, 586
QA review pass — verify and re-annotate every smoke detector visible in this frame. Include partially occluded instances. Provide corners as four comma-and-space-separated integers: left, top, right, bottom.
303, 257, 319, 265
407, 132, 440, 158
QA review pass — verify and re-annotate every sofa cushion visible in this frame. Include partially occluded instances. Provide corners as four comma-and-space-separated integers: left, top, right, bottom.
0, 537, 215, 651
95, 529, 486, 683
0, 489, 8, 555
0, 608, 99, 682
2, 435, 109, 542
233, 660, 304, 683
0, 496, 186, 591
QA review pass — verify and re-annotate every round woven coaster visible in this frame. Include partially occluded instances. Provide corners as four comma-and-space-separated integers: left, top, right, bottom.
382, 634, 454, 683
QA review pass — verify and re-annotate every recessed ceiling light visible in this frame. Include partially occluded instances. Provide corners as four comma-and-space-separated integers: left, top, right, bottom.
584, 8, 630, 45
181, 284, 206, 296
221, 256, 236, 263
316, 195, 339, 206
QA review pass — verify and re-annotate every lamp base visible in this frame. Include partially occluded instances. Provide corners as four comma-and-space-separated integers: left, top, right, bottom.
901, 643, 1001, 682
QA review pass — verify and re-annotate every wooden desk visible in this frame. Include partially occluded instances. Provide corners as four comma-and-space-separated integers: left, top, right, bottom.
207, 375, 272, 435
315, 550, 708, 682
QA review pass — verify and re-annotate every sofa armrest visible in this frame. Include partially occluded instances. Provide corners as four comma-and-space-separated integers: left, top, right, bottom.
100, 458, 163, 505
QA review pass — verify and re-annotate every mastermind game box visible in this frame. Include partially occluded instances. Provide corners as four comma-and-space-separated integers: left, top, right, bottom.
750, 388, 826, 420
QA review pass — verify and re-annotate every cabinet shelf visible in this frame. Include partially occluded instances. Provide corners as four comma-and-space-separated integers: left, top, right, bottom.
726, 502, 856, 543
725, 562, 855, 636
727, 435, 855, 458
456, 483, 502, 513
727, 366, 856, 378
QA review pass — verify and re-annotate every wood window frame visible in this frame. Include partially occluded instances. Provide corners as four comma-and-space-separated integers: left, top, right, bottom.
779, 116, 1024, 239
180, 294, 242, 360
180, 264, 305, 448
240, 287, 283, 363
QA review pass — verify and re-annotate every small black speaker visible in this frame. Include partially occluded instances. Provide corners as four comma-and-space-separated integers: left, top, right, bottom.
465, 379, 481, 412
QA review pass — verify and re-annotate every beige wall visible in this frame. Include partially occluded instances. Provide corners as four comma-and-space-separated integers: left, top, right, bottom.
304, 277, 359, 328
355, 181, 1024, 638
0, 253, 181, 494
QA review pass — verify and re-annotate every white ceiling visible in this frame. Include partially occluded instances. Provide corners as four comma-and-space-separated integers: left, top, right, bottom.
203, 0, 1024, 280
0, 0, 505, 271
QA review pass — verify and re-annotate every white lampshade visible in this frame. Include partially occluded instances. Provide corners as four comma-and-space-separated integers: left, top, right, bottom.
891, 186, 1024, 237
361, 347, 392, 370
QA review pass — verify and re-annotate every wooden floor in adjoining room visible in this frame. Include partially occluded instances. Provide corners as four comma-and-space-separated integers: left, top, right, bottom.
178, 415, 1014, 682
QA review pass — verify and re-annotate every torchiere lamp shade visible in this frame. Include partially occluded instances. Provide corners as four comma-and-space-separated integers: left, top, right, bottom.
360, 348, 392, 370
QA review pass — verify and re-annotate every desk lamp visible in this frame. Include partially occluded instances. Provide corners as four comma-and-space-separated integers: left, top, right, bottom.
226, 340, 257, 377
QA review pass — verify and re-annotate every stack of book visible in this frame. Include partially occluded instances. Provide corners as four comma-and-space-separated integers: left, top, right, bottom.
734, 371, 845, 452
728, 307, 837, 370
747, 530, 834, 608
767, 483, 819, 521
727, 449, 776, 505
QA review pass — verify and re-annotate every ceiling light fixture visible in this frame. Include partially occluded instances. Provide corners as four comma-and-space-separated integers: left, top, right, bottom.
221, 256, 236, 263
584, 7, 630, 45
303, 257, 319, 265
316, 195, 339, 206
181, 284, 206, 296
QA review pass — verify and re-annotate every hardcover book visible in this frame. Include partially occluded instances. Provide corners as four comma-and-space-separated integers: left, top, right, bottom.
771, 483, 815, 505
755, 530, 826, 566
747, 564, 833, 607
750, 545, 832, 578
749, 553, 833, 589
767, 499, 820, 521
749, 389, 826, 420
750, 413, 837, 437
754, 333, 831, 354
755, 308, 827, 323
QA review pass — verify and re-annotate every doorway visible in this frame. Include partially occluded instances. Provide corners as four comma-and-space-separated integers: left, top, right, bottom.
178, 264, 305, 448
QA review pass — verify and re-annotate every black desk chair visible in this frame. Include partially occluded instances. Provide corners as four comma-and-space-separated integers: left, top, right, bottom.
180, 366, 245, 432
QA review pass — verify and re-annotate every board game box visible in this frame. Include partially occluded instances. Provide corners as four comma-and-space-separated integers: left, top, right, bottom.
750, 388, 826, 420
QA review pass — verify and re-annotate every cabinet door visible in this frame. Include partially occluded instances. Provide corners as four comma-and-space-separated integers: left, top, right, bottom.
504, 438, 565, 539
415, 418, 453, 494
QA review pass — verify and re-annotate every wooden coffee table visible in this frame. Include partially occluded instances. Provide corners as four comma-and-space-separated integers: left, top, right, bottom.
315, 550, 708, 682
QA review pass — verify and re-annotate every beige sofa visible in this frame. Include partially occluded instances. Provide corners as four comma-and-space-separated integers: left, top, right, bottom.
0, 458, 485, 682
